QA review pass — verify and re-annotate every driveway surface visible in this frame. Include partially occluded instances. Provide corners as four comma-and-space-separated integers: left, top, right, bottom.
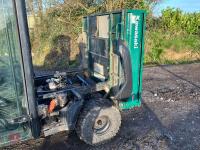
3, 63, 200, 150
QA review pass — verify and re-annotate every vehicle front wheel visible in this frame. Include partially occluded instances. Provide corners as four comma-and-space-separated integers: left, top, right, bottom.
76, 99, 121, 145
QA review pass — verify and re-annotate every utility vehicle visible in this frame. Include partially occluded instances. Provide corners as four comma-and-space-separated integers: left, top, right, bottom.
0, 0, 146, 147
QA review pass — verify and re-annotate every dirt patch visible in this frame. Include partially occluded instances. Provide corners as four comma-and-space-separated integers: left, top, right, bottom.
163, 49, 200, 61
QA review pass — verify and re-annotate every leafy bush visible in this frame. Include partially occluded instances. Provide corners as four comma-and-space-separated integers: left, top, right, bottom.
27, 0, 156, 69
161, 8, 200, 35
145, 7, 200, 64
26, 1, 200, 67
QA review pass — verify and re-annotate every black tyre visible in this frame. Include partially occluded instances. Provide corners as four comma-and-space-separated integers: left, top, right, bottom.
76, 99, 121, 145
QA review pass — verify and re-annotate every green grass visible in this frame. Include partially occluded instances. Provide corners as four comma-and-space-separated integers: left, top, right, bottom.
144, 30, 200, 65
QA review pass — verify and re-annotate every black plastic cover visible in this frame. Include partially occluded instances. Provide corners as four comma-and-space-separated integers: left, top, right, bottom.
114, 39, 132, 100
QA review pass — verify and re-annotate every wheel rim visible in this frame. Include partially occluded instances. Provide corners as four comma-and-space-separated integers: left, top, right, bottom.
93, 116, 111, 135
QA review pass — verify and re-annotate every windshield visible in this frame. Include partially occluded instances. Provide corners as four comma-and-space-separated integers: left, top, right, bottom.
0, 0, 31, 147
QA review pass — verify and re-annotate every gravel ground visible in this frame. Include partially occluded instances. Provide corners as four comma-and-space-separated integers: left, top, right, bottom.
2, 63, 200, 150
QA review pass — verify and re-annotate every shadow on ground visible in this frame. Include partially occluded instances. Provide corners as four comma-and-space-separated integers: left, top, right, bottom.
34, 101, 200, 150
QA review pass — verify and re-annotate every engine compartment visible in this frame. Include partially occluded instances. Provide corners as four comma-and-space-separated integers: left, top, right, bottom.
34, 71, 102, 136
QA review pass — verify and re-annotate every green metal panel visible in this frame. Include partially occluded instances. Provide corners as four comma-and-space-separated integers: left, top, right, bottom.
83, 9, 146, 110
120, 10, 146, 109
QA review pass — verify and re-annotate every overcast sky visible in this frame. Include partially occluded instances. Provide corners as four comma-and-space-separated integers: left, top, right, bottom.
153, 0, 200, 16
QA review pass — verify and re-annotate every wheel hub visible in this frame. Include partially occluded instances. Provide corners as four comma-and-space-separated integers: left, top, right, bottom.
94, 116, 110, 135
